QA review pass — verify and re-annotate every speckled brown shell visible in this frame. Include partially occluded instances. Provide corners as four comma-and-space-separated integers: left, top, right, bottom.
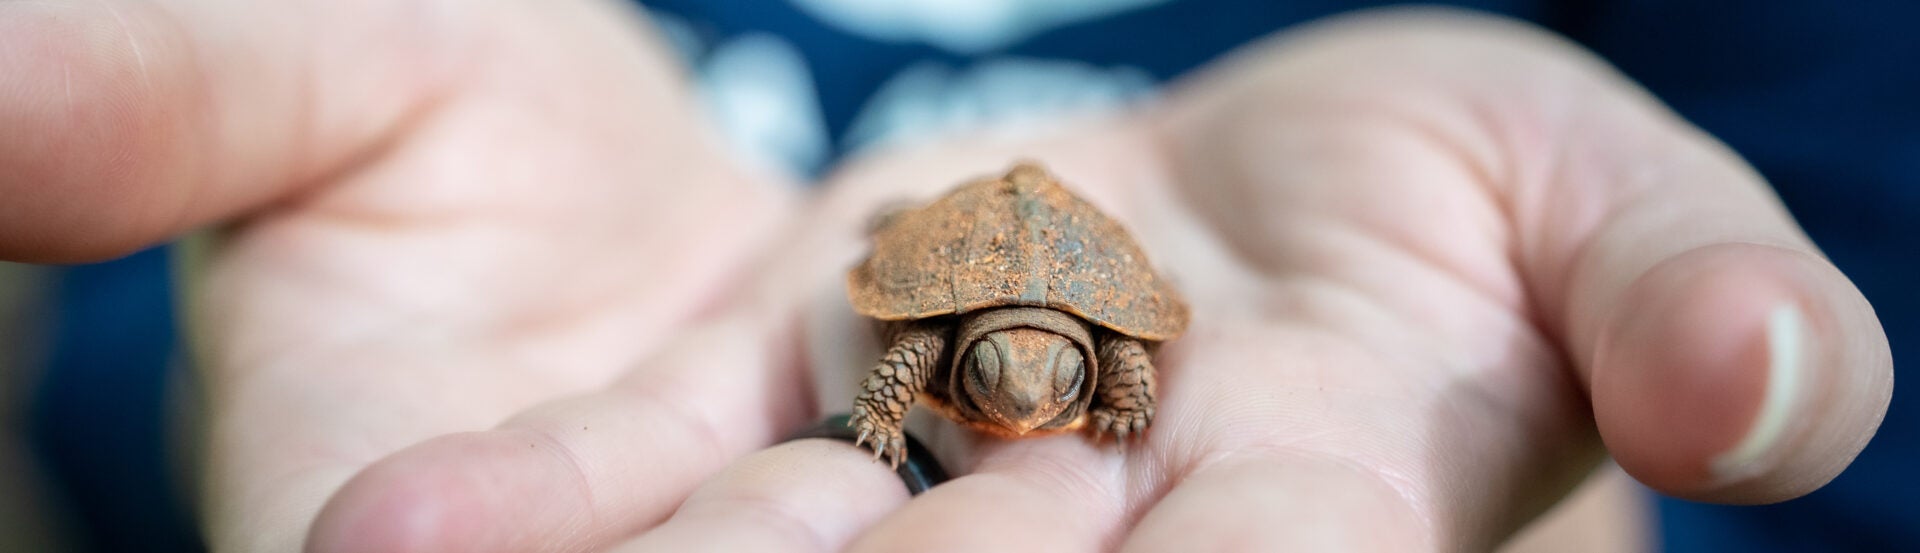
847, 163, 1189, 341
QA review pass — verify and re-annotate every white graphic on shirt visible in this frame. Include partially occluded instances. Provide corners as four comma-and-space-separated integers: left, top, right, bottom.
844, 58, 1155, 151
788, 0, 1169, 53
696, 33, 831, 175
646, 10, 1157, 176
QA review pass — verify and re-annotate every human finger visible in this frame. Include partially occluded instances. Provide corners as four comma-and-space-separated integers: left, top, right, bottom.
1121, 454, 1429, 552
1160, 8, 1892, 505
846, 436, 1129, 553
606, 439, 909, 553
1455, 26, 1895, 503
302, 310, 812, 553
0, 0, 453, 261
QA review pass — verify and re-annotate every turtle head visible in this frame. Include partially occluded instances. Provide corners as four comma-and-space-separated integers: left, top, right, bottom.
960, 327, 1087, 435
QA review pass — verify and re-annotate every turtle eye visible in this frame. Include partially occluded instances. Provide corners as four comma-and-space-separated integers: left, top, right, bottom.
1053, 346, 1084, 402
968, 340, 1001, 393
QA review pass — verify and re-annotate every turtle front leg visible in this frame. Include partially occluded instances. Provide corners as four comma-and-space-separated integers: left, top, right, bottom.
1090, 336, 1158, 443
851, 321, 947, 468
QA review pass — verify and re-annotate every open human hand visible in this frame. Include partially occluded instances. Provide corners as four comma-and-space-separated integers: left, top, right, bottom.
329, 11, 1892, 553
5, 3, 1893, 552
3, 1, 794, 551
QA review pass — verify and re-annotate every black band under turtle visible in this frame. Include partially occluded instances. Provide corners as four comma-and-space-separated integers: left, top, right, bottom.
787, 413, 950, 495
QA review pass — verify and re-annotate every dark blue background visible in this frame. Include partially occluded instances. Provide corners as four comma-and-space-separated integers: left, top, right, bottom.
30, 1, 1915, 551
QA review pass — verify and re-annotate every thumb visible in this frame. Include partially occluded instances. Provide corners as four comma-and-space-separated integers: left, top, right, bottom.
1502, 33, 1894, 503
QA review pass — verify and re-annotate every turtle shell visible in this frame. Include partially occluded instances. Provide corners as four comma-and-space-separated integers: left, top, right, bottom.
847, 163, 1189, 341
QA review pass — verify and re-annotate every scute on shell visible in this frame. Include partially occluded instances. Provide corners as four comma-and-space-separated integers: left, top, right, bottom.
847, 163, 1189, 341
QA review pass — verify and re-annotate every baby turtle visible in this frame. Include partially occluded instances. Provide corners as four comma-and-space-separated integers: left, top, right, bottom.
847, 162, 1189, 466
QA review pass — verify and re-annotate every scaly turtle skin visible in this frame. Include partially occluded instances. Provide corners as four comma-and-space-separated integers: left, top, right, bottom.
846, 163, 1189, 466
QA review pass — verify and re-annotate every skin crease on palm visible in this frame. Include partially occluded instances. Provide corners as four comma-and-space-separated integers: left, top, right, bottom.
0, 1, 1894, 553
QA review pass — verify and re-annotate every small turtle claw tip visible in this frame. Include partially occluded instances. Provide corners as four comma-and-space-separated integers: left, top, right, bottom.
854, 429, 870, 448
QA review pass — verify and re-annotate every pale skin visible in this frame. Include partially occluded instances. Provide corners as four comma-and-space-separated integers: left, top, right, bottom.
0, 3, 1894, 553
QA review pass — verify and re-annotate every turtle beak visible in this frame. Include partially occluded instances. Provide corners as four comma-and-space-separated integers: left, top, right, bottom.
987, 397, 1046, 435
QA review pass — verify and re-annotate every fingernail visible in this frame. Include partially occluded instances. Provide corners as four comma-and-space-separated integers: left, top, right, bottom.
1709, 303, 1808, 483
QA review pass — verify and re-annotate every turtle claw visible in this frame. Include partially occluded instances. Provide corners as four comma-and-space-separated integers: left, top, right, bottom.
858, 431, 905, 469
1089, 407, 1151, 451
850, 407, 907, 467
877, 434, 906, 469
